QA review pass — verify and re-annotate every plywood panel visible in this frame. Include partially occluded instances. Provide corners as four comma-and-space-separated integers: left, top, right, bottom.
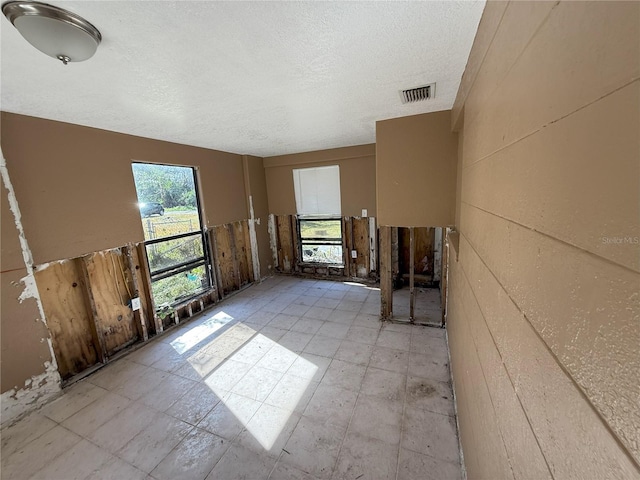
213, 224, 238, 295
85, 251, 137, 356
352, 217, 370, 278
379, 226, 392, 319
234, 221, 252, 286
276, 215, 294, 273
35, 261, 99, 379
343, 217, 354, 277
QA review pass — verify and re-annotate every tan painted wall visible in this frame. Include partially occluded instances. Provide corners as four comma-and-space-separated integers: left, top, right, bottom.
376, 111, 458, 227
1, 178, 54, 393
1, 112, 248, 265
0, 112, 262, 401
264, 144, 376, 217
243, 155, 273, 277
448, 1, 640, 478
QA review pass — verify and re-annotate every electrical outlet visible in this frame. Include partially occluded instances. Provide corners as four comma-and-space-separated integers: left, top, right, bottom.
131, 297, 141, 311
362, 209, 368, 217
351, 250, 358, 259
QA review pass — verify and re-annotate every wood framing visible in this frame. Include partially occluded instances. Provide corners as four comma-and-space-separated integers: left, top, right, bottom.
380, 225, 393, 319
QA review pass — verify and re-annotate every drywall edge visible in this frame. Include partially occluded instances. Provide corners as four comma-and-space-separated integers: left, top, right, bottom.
0, 147, 61, 426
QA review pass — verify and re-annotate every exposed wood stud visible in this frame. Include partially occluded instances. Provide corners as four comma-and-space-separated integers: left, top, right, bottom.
228, 223, 242, 289
369, 217, 377, 273
441, 228, 449, 327
350, 217, 357, 278
290, 215, 300, 273
342, 217, 351, 276
391, 227, 399, 284
209, 228, 224, 301
353, 217, 370, 278
137, 243, 162, 334
409, 227, 415, 323
268, 214, 279, 271
380, 225, 393, 319
125, 245, 148, 342
242, 220, 255, 283
276, 215, 294, 273
77, 256, 108, 364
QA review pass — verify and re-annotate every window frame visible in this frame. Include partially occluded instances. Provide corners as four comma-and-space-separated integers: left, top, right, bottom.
133, 162, 213, 307
297, 215, 344, 266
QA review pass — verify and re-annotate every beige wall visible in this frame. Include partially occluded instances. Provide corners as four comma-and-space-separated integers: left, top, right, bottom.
264, 144, 376, 217
1, 112, 248, 265
448, 1, 640, 478
376, 111, 458, 227
1, 178, 54, 393
0, 113, 265, 405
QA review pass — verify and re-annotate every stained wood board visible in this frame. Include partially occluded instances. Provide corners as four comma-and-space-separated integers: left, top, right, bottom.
213, 224, 238, 295
85, 250, 137, 356
35, 261, 100, 379
379, 225, 393, 319
352, 217, 370, 278
234, 221, 252, 286
276, 215, 294, 273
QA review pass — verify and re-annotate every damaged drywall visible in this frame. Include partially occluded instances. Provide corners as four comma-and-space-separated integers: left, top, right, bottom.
0, 148, 61, 426
248, 196, 261, 283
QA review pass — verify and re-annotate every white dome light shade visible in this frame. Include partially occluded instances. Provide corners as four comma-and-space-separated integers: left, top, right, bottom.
2, 1, 101, 64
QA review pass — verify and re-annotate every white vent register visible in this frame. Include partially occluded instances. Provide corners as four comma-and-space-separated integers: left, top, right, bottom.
401, 83, 435, 103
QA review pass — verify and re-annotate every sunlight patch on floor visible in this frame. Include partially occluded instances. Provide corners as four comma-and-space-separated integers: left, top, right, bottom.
170, 311, 234, 354
177, 317, 318, 451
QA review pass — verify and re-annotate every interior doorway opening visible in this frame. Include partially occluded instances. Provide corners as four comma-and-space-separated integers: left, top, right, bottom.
380, 226, 448, 328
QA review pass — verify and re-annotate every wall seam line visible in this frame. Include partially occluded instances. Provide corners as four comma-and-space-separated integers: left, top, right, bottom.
463, 1, 561, 129
453, 1, 510, 125
461, 201, 640, 275
456, 251, 554, 479
453, 263, 522, 480
462, 76, 640, 171
458, 229, 640, 470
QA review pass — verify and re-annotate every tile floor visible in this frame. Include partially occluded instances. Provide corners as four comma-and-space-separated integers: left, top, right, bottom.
392, 287, 442, 327
1, 276, 461, 480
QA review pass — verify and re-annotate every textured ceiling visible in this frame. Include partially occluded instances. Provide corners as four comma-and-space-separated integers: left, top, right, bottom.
1, 1, 484, 157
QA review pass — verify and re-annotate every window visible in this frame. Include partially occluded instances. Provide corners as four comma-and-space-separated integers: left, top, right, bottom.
298, 218, 343, 264
293, 165, 343, 264
132, 163, 211, 307
293, 165, 341, 215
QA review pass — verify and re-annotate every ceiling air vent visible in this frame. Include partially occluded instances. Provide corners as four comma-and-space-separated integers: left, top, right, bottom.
401, 83, 435, 104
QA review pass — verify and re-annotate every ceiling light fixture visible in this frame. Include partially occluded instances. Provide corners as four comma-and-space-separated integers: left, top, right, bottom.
2, 1, 101, 65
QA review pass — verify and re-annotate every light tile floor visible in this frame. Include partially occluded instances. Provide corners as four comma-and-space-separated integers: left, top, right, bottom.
1, 277, 461, 480
392, 286, 442, 327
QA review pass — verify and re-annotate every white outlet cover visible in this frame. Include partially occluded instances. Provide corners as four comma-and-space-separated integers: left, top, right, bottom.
351, 250, 358, 259
362, 209, 368, 217
131, 297, 141, 311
